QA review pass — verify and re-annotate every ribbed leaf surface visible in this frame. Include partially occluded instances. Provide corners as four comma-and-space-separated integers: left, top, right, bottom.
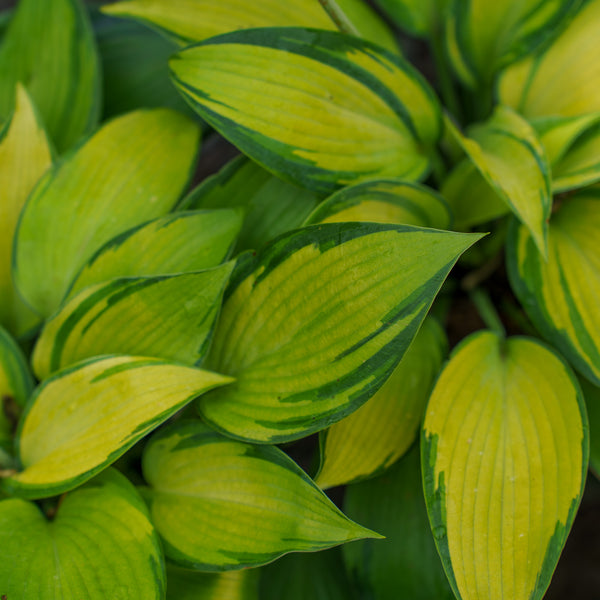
13, 108, 201, 317
200, 223, 481, 443
33, 264, 234, 379
507, 190, 600, 385
422, 332, 588, 600
2, 356, 232, 498
171, 28, 441, 194
0, 0, 99, 152
0, 469, 165, 599
142, 421, 381, 570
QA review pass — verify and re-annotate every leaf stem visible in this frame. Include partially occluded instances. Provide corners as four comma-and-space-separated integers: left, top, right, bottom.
430, 27, 462, 122
469, 287, 505, 338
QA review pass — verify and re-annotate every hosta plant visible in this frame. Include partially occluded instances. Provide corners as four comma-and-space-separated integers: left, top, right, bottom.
0, 0, 598, 598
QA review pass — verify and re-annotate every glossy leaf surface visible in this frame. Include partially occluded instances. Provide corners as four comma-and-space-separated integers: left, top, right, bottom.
0, 0, 99, 152
182, 156, 320, 252
14, 108, 201, 318
423, 332, 588, 600
0, 85, 51, 336
344, 445, 454, 600
171, 28, 441, 194
304, 178, 451, 230
0, 469, 165, 599
200, 223, 481, 443
507, 190, 600, 385
447, 107, 551, 256
498, 0, 600, 119
2, 356, 232, 498
316, 317, 446, 488
33, 264, 234, 379
142, 421, 380, 570
67, 210, 241, 299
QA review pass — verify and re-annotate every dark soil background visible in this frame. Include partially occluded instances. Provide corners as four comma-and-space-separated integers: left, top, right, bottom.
1, 0, 599, 597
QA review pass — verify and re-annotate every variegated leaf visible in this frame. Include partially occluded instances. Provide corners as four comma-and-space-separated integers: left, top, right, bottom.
579, 377, 600, 478
0, 469, 165, 599
171, 28, 441, 194
167, 566, 259, 600
423, 331, 588, 600
1, 356, 232, 499
0, 0, 99, 152
200, 223, 481, 443
507, 189, 600, 385
304, 178, 451, 229
13, 108, 201, 318
446, 107, 551, 256
315, 317, 446, 488
0, 85, 52, 336
142, 420, 381, 570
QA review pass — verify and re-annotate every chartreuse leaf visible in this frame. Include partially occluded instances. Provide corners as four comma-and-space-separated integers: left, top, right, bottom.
0, 327, 33, 455
0, 356, 232, 499
67, 210, 241, 299
507, 189, 600, 385
304, 178, 451, 229
143, 420, 381, 571
259, 547, 357, 600
170, 28, 441, 194
498, 0, 600, 119
94, 13, 195, 118
0, 85, 51, 336
374, 0, 443, 37
14, 108, 201, 318
102, 0, 335, 45
441, 160, 509, 229
200, 223, 481, 443
33, 264, 234, 380
445, 0, 579, 87
315, 317, 446, 489
446, 107, 551, 256
0, 0, 99, 152
578, 377, 600, 478
167, 566, 259, 600
422, 331, 588, 600
343, 445, 454, 600
0, 469, 165, 599
181, 156, 321, 252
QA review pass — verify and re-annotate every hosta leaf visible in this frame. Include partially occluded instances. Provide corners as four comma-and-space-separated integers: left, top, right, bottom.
1, 356, 232, 499
167, 566, 259, 600
259, 547, 357, 600
67, 210, 241, 299
446, 107, 551, 256
200, 223, 481, 443
14, 108, 201, 318
0, 327, 33, 453
507, 190, 600, 384
445, 0, 580, 86
316, 0, 399, 51
422, 332, 588, 600
441, 160, 509, 229
102, 0, 335, 45
343, 445, 454, 600
374, 0, 444, 37
95, 12, 195, 118
0, 85, 52, 336
0, 469, 165, 599
33, 264, 234, 380
181, 156, 321, 252
171, 28, 441, 194
304, 178, 451, 229
0, 0, 99, 152
143, 420, 380, 570
315, 317, 446, 489
580, 377, 600, 477
498, 0, 600, 119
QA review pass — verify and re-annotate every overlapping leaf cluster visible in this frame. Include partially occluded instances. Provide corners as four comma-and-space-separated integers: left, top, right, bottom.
0, 0, 598, 598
